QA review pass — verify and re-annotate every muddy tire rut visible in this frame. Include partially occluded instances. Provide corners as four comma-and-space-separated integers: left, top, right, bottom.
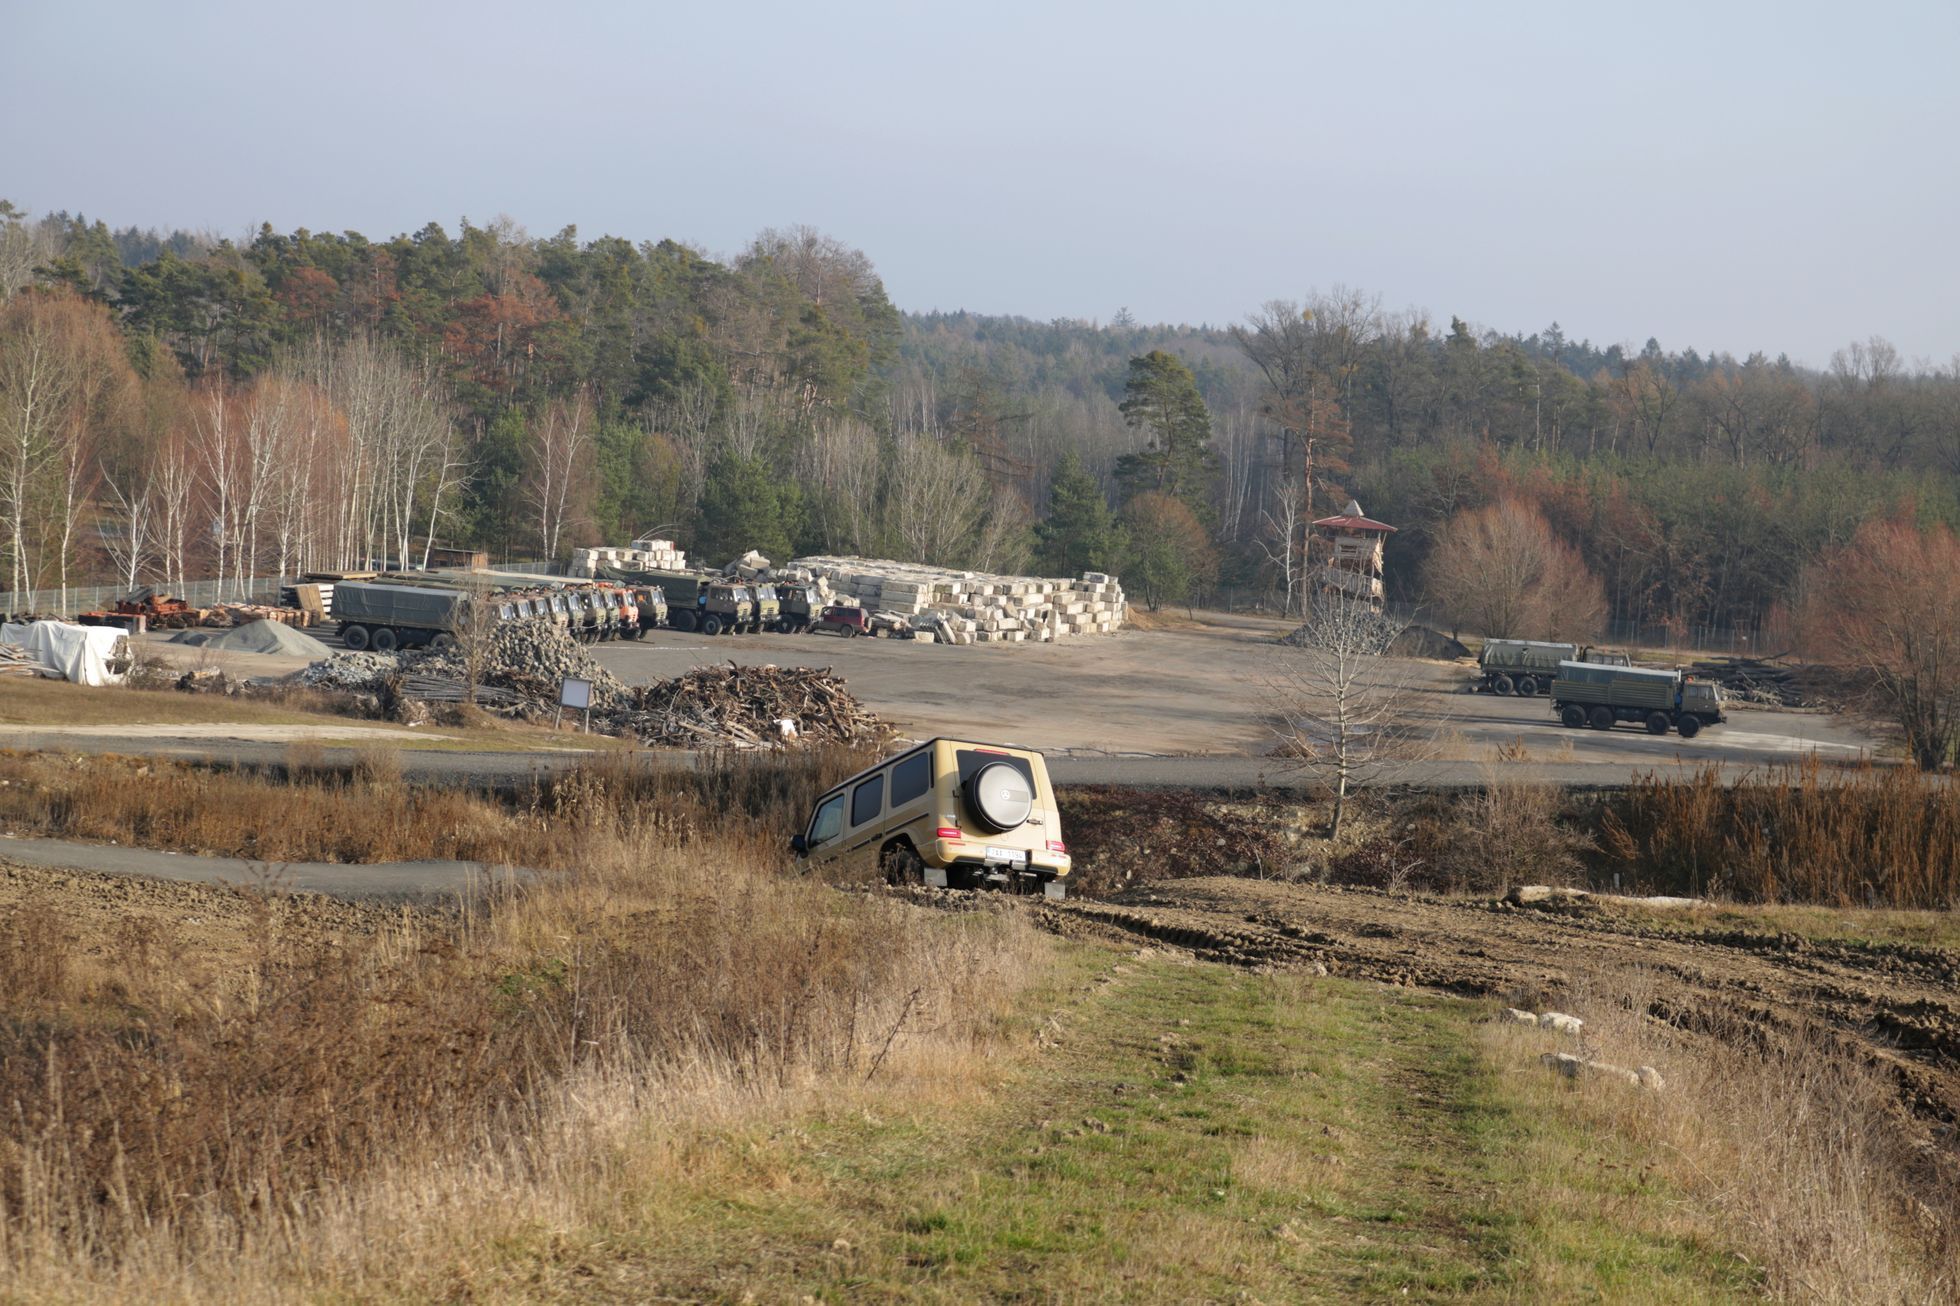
1028, 877, 1960, 1130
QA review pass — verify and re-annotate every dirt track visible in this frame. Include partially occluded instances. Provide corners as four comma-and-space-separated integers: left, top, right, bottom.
1034, 877, 1960, 1131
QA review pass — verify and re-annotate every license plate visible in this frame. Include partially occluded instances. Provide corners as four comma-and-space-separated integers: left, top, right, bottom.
985, 846, 1027, 866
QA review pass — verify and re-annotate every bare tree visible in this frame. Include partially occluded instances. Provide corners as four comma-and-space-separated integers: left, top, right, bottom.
884, 433, 988, 565
1255, 482, 1307, 615
1423, 499, 1604, 641
1269, 592, 1428, 839
530, 388, 593, 563
100, 470, 157, 592
1800, 518, 1960, 771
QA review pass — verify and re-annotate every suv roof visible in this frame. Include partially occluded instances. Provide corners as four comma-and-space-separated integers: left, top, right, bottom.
822, 738, 1042, 795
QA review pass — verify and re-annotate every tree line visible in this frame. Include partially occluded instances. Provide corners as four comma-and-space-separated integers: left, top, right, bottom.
4, 203, 1958, 655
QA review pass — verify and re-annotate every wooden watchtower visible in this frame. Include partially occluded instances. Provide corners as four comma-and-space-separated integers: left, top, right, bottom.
1310, 499, 1396, 604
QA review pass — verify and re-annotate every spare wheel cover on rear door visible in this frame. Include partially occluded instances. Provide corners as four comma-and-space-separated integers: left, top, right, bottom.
968, 762, 1034, 832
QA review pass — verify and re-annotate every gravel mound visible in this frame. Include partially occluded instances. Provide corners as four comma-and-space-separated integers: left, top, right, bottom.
405, 621, 629, 711
297, 651, 402, 690
174, 620, 333, 658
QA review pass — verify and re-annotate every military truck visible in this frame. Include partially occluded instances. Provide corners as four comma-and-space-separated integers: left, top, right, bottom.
749, 583, 782, 634
333, 581, 523, 652
627, 569, 752, 635
774, 581, 818, 632
621, 584, 667, 637
1478, 640, 1630, 697
1549, 661, 1725, 738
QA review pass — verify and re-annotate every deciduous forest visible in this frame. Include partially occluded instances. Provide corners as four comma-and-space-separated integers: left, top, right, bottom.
4, 202, 1956, 647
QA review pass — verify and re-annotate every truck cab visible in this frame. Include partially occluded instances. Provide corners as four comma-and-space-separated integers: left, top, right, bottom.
751, 583, 782, 633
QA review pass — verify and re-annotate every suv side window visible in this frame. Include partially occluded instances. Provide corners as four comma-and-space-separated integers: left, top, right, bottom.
851, 774, 884, 827
808, 794, 846, 847
890, 752, 930, 806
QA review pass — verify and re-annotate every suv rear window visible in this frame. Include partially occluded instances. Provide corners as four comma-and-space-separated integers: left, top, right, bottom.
890, 752, 930, 806
852, 774, 884, 826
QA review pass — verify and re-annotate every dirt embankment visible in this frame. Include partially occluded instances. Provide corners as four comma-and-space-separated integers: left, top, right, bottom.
1038, 877, 1960, 1132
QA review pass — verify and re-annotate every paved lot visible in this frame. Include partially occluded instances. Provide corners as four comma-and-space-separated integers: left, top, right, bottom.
98, 614, 1881, 785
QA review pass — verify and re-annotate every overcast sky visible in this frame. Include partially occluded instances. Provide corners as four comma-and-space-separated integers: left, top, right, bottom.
5, 0, 1956, 365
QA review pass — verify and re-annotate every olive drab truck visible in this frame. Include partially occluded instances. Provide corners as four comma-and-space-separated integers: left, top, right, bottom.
1478, 640, 1630, 697
332, 581, 522, 652
1550, 661, 1726, 738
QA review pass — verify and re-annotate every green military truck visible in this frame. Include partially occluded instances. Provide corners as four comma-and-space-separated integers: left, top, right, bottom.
333, 581, 524, 652
620, 584, 667, 638
1550, 661, 1726, 738
1478, 640, 1630, 697
614, 568, 752, 636
749, 583, 782, 634
774, 581, 818, 632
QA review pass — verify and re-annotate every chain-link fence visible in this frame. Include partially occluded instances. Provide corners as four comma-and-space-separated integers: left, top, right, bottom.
0, 576, 301, 616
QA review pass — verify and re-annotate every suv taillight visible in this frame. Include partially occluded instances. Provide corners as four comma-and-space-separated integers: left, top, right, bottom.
1046, 839, 1067, 853
936, 827, 962, 840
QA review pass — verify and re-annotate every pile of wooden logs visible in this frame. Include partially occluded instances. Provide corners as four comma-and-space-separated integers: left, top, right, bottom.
625, 662, 888, 749
1686, 657, 1811, 708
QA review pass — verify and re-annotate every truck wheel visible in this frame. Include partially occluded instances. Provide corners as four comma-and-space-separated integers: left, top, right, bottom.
1560, 704, 1586, 728
1516, 676, 1538, 697
371, 627, 399, 652
1645, 712, 1670, 735
1676, 716, 1702, 739
343, 624, 370, 651
670, 611, 695, 634
431, 633, 456, 651
1587, 706, 1615, 731
1493, 675, 1515, 696
701, 615, 723, 637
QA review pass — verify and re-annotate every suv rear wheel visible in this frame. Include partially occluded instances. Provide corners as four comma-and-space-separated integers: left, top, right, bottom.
967, 762, 1034, 832
881, 841, 925, 887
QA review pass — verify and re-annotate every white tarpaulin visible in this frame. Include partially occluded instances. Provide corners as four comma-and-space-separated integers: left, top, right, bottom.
0, 621, 130, 686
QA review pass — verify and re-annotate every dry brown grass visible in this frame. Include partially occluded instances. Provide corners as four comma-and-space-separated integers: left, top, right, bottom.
0, 750, 1043, 1300
1486, 965, 1959, 1302
1601, 760, 1960, 907
0, 743, 875, 868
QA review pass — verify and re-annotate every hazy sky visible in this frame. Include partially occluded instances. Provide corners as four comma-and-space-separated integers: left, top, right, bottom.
6, 0, 1957, 365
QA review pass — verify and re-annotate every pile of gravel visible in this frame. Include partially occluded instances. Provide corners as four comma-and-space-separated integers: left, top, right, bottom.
297, 651, 401, 690
403, 621, 629, 711
174, 620, 334, 658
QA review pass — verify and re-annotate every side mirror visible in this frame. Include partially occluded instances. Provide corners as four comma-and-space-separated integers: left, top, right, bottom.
790, 833, 808, 857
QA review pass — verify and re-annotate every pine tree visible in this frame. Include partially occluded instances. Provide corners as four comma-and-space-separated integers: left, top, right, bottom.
1033, 451, 1119, 576
1114, 350, 1219, 518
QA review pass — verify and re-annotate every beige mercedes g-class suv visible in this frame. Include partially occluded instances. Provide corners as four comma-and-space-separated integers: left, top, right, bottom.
790, 738, 1071, 898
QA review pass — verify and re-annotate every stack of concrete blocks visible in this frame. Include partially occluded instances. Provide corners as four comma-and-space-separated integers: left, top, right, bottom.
788, 556, 1127, 645
568, 538, 688, 579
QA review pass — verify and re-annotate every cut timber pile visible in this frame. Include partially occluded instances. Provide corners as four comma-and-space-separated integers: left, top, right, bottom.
402, 621, 629, 712
625, 663, 887, 749
791, 557, 1127, 643
1685, 656, 1812, 708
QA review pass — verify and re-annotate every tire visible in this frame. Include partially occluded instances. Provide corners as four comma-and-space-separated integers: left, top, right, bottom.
1588, 706, 1615, 731
431, 632, 456, 651
1560, 704, 1586, 729
1676, 716, 1703, 739
1645, 712, 1670, 735
701, 615, 723, 638
881, 841, 926, 887
1493, 675, 1516, 696
342, 624, 370, 651
670, 610, 696, 634
966, 761, 1034, 833
371, 626, 399, 653
1516, 676, 1539, 697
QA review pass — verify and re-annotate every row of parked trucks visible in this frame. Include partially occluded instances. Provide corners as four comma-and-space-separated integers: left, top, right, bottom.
319, 570, 850, 651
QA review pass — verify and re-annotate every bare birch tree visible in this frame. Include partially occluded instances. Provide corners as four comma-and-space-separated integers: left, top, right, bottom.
101, 470, 157, 592
530, 388, 593, 563
1269, 593, 1428, 839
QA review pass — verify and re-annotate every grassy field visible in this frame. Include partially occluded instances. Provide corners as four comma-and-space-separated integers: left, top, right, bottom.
466, 949, 1757, 1302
